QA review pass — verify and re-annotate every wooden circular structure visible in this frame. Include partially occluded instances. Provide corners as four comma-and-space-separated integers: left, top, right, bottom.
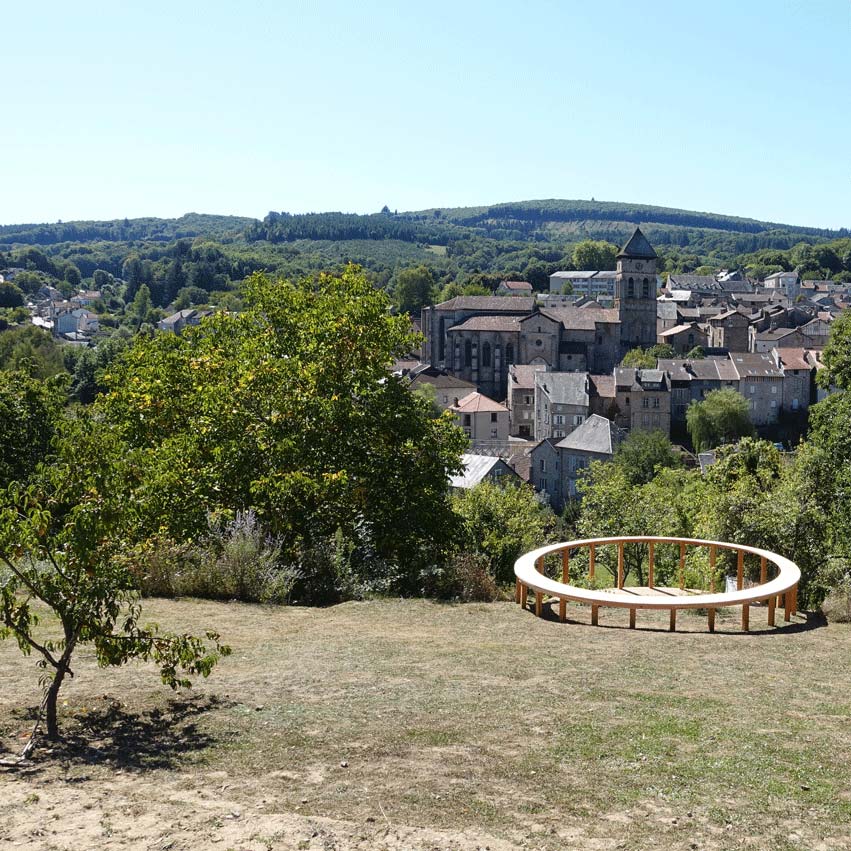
513, 536, 801, 632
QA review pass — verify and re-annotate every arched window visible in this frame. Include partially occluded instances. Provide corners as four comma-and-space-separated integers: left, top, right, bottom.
642, 277, 650, 298
465, 339, 473, 368
438, 317, 445, 360
482, 341, 491, 367
627, 277, 634, 297
506, 343, 514, 365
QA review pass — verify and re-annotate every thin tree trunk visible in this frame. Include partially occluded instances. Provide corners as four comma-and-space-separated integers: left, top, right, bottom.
44, 631, 76, 741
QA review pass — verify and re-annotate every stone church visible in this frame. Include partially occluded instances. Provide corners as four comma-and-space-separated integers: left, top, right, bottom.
420, 227, 659, 399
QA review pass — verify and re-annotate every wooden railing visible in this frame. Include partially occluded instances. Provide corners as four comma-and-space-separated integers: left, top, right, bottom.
513, 536, 801, 632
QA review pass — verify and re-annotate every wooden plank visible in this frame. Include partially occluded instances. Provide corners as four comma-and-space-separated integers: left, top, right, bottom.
535, 592, 543, 618
629, 608, 636, 629
562, 549, 569, 584
558, 598, 566, 623
742, 603, 749, 632
768, 594, 776, 626
617, 542, 624, 589
784, 591, 792, 622
709, 545, 717, 593
669, 609, 676, 632
791, 585, 798, 617
520, 584, 527, 609
589, 544, 596, 582
648, 542, 655, 589
679, 542, 686, 590
591, 604, 599, 626
515, 579, 521, 604
737, 549, 744, 590
760, 556, 767, 584
708, 607, 716, 632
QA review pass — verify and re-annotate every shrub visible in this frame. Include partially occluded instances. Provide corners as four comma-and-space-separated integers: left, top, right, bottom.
422, 552, 501, 602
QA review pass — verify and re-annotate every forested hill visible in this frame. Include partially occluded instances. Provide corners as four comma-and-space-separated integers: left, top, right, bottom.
1, 200, 849, 304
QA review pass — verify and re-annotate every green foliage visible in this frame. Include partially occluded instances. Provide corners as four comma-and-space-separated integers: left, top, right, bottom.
685, 346, 705, 359
621, 348, 656, 369
0, 326, 67, 379
0, 417, 230, 742
572, 239, 617, 271
98, 266, 467, 592
0, 281, 24, 308
686, 388, 754, 451
393, 265, 435, 315
0, 371, 66, 487
818, 310, 851, 391
453, 481, 555, 585
614, 429, 682, 486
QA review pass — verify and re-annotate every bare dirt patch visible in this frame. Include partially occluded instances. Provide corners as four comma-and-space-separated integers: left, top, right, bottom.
1, 598, 850, 850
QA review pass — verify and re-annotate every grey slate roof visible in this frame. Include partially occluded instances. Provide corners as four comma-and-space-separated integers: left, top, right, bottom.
449, 454, 518, 489
618, 227, 657, 259
555, 414, 621, 456
435, 296, 535, 313
535, 371, 589, 407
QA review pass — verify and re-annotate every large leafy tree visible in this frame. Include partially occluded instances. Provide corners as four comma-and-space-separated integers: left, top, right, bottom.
98, 266, 467, 582
613, 428, 682, 486
393, 265, 435, 316
572, 240, 617, 271
0, 418, 229, 745
686, 388, 754, 451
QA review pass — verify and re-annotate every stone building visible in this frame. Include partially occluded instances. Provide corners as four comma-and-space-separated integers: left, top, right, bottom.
730, 353, 784, 426
657, 321, 707, 354
614, 227, 658, 350
450, 391, 510, 444
656, 357, 740, 424
612, 368, 671, 434
506, 364, 547, 438
534, 371, 590, 441
772, 348, 814, 413
707, 309, 750, 351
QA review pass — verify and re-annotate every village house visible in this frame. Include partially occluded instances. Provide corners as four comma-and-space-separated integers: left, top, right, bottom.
656, 356, 740, 424
612, 368, 672, 434
449, 454, 520, 490
763, 270, 800, 300
730, 352, 785, 426
534, 371, 590, 441
157, 308, 210, 334
529, 414, 624, 511
657, 321, 707, 354
409, 366, 477, 410
496, 280, 533, 296
450, 391, 510, 445
506, 364, 547, 438
772, 348, 814, 413
707, 309, 750, 351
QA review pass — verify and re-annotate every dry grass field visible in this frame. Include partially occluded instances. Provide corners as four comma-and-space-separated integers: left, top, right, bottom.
1, 597, 850, 850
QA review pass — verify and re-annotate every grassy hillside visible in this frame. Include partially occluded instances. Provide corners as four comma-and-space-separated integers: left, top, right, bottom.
1, 598, 849, 850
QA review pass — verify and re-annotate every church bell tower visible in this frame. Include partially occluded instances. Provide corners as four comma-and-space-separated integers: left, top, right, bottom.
614, 226, 658, 352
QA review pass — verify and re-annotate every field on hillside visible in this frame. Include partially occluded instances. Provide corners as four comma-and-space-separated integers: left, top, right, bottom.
1, 598, 850, 850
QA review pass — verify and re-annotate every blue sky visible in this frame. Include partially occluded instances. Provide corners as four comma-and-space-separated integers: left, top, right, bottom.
2, 0, 849, 228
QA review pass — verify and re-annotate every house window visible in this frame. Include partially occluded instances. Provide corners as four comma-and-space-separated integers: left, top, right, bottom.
653, 398, 660, 408
540, 459, 547, 473
771, 386, 777, 394
506, 343, 514, 364
625, 397, 630, 405
482, 341, 491, 367
642, 278, 650, 298
749, 385, 756, 394
524, 395, 532, 405
770, 400, 777, 409
463, 414, 471, 426
554, 414, 565, 425
490, 412, 498, 423
464, 339, 472, 368
490, 428, 498, 438
642, 398, 649, 408
573, 415, 584, 425
438, 317, 445, 360
554, 430, 564, 438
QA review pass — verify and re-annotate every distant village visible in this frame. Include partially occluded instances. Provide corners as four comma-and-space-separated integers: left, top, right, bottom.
404, 228, 846, 508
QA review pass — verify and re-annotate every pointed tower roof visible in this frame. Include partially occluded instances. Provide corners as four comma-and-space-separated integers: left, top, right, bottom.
617, 226, 657, 259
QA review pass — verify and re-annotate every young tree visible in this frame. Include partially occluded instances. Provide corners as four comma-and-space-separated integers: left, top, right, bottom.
686, 388, 754, 451
613, 429, 682, 486
0, 281, 25, 308
0, 419, 229, 746
453, 481, 555, 585
572, 240, 618, 271
621, 347, 656, 369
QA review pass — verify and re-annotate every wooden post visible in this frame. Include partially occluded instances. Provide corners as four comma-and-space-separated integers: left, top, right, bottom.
535, 592, 543, 618
617, 542, 625, 589
520, 584, 527, 609
679, 542, 686, 590
629, 608, 636, 629
708, 607, 716, 632
784, 592, 792, 622
791, 584, 798, 617
709, 545, 717, 590
562, 549, 569, 584
736, 549, 744, 590
760, 556, 767, 584
742, 603, 749, 632
591, 605, 599, 626
648, 542, 655, 589
767, 594, 776, 627
558, 598, 566, 623
515, 579, 521, 604
669, 609, 676, 632
589, 544, 596, 582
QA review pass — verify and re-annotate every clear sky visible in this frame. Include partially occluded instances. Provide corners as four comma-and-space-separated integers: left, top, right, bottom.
2, 0, 849, 228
